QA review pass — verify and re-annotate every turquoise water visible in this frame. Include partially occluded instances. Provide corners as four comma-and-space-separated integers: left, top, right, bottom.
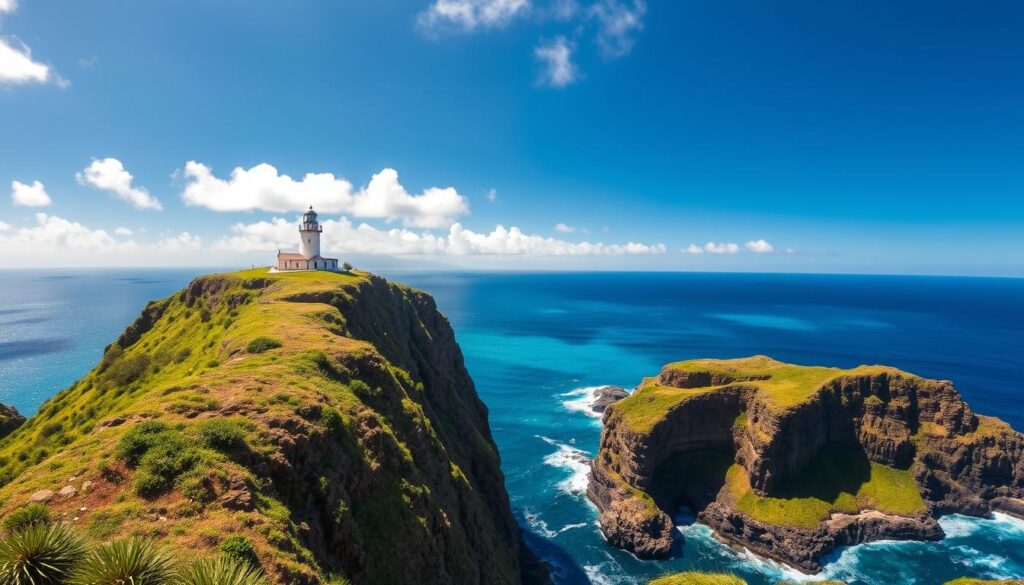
2, 270, 1024, 584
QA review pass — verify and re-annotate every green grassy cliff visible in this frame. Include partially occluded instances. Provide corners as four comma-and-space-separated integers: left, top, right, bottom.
590, 356, 1024, 571
0, 269, 540, 585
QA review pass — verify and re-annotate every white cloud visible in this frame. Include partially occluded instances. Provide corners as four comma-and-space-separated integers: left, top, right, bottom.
684, 244, 704, 255
554, 222, 576, 233
447, 223, 665, 255
0, 220, 9, 231
77, 158, 162, 210
0, 213, 138, 252
535, 36, 578, 88
157, 232, 202, 251
588, 0, 646, 58
0, 0, 16, 13
216, 216, 665, 257
486, 188, 498, 203
114, 227, 133, 237
11, 180, 52, 207
745, 239, 775, 254
418, 0, 530, 33
700, 241, 740, 254
181, 162, 469, 229
0, 37, 63, 86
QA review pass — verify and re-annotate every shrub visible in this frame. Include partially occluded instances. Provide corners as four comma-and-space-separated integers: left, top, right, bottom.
199, 308, 212, 323
105, 354, 151, 386
175, 556, 268, 585
342, 262, 353, 271
134, 441, 203, 498
220, 535, 258, 567
2, 504, 51, 534
38, 422, 63, 439
115, 421, 171, 466
246, 337, 282, 354
0, 524, 87, 585
174, 348, 192, 364
197, 420, 247, 452
178, 470, 216, 504
71, 538, 175, 585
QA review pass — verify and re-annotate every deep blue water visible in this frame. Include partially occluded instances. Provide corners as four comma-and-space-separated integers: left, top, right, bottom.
2, 270, 1024, 585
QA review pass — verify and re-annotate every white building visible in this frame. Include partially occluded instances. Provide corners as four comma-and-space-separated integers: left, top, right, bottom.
276, 207, 341, 271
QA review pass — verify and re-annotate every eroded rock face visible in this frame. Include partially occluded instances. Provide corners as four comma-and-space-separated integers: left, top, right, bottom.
592, 386, 629, 414
587, 357, 1024, 571
0, 403, 25, 440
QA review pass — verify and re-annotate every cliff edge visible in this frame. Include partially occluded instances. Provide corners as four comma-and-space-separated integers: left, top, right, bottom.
588, 356, 1024, 572
0, 269, 546, 585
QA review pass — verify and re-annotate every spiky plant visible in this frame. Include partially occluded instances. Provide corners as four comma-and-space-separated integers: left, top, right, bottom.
71, 538, 175, 585
174, 556, 269, 585
0, 523, 87, 585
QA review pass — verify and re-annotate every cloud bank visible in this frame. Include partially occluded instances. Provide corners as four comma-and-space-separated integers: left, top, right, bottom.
181, 163, 469, 229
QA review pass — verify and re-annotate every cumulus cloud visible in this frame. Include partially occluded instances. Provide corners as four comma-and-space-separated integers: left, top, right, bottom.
534, 36, 578, 88
0, 213, 138, 252
180, 162, 469, 228
0, 220, 10, 231
684, 244, 703, 255
157, 232, 202, 251
77, 158, 162, 210
588, 0, 646, 58
0, 0, 16, 13
215, 216, 665, 257
114, 227, 133, 237
696, 241, 740, 254
745, 239, 774, 254
418, 0, 530, 33
11, 180, 51, 207
554, 222, 576, 233
0, 37, 64, 86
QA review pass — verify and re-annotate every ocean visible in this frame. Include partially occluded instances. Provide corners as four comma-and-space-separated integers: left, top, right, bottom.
2, 269, 1023, 585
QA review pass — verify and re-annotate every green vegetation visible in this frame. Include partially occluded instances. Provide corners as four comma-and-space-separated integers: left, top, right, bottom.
0, 524, 87, 585
72, 538, 176, 585
615, 356, 902, 432
0, 268, 515, 584
726, 446, 926, 529
648, 572, 746, 585
176, 555, 269, 585
220, 535, 259, 567
2, 504, 51, 534
245, 337, 283, 354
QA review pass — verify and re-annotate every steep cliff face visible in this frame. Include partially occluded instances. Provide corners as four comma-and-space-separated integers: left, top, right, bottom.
0, 269, 545, 585
0, 403, 24, 439
588, 356, 1024, 572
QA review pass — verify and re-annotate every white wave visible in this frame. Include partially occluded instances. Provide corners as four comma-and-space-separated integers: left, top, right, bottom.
560, 386, 606, 419
940, 513, 985, 538
582, 552, 640, 585
537, 435, 592, 496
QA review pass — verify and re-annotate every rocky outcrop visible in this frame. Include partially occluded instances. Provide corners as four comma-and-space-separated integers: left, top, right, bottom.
0, 270, 548, 585
588, 356, 1024, 572
0, 403, 24, 439
591, 386, 629, 414
699, 503, 942, 572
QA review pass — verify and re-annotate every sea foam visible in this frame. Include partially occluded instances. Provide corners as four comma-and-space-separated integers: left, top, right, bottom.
559, 386, 606, 420
538, 435, 592, 495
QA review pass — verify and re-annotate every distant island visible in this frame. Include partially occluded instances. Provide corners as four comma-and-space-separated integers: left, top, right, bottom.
589, 356, 1024, 572
0, 269, 549, 584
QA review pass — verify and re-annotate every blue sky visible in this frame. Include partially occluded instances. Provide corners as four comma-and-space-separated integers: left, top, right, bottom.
0, 0, 1022, 274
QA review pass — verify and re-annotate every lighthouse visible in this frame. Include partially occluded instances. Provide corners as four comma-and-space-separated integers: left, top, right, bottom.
274, 206, 341, 271
299, 206, 322, 259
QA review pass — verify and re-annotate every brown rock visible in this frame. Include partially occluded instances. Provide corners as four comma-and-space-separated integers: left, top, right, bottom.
29, 489, 55, 503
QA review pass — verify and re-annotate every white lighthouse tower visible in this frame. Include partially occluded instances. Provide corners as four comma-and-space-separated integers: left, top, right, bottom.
299, 206, 322, 259
274, 206, 340, 271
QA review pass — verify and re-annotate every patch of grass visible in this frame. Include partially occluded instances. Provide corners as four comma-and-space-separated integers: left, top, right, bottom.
648, 572, 747, 585
246, 337, 282, 354
2, 504, 51, 534
220, 534, 259, 567
727, 446, 926, 529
